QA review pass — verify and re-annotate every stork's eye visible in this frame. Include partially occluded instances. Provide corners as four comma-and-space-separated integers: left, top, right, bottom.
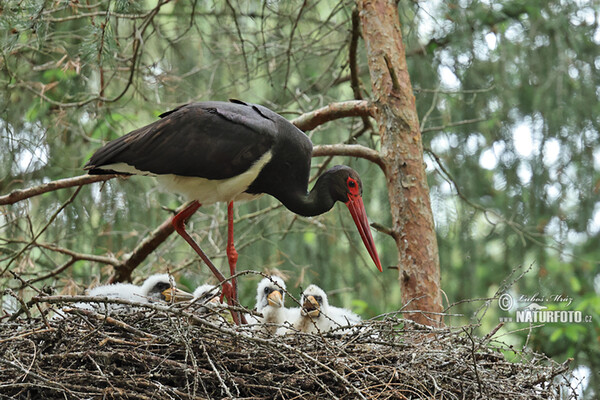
314, 296, 322, 303
264, 287, 270, 294
346, 177, 360, 195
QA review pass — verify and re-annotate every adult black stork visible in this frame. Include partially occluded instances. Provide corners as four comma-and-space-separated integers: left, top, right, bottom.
84, 100, 382, 324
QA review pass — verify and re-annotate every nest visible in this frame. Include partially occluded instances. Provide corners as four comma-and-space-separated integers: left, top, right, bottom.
0, 296, 573, 400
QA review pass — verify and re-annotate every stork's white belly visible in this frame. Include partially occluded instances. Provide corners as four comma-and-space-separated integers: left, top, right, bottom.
102, 151, 272, 204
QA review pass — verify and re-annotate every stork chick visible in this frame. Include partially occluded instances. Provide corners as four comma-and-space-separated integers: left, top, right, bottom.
188, 283, 223, 315
247, 276, 287, 334
293, 284, 331, 333
193, 284, 221, 303
141, 273, 189, 303
85, 273, 187, 310
292, 284, 361, 334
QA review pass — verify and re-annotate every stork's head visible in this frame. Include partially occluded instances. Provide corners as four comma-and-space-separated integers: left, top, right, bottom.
193, 284, 221, 305
143, 273, 193, 303
322, 166, 382, 273
256, 276, 286, 312
300, 284, 329, 318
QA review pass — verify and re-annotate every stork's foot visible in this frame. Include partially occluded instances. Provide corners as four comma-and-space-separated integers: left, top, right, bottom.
219, 282, 241, 325
220, 282, 233, 304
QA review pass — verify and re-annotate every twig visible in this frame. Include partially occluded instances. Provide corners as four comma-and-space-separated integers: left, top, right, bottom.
202, 342, 233, 398
421, 117, 487, 133
45, 10, 156, 22
15, 241, 120, 267
349, 8, 374, 135
2, 187, 83, 273
481, 322, 504, 344
414, 86, 496, 94
64, 308, 157, 339
419, 84, 440, 130
0, 357, 69, 393
463, 327, 486, 398
312, 144, 384, 171
21, 258, 77, 289
0, 327, 55, 344
350, 9, 363, 101
283, 0, 308, 90
370, 222, 395, 238
0, 174, 116, 205
292, 100, 374, 132
224, 0, 250, 82
109, 203, 187, 282
6, 289, 32, 320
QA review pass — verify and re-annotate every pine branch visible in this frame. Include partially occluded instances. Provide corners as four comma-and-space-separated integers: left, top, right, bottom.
349, 8, 374, 134
32, 242, 120, 266
421, 117, 488, 134
350, 9, 363, 101
2, 187, 84, 274
0, 175, 116, 205
110, 204, 185, 283
12, 0, 169, 108
283, 0, 308, 90
292, 100, 374, 131
312, 144, 384, 171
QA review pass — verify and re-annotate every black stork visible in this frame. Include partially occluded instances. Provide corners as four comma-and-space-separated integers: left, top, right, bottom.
84, 100, 382, 324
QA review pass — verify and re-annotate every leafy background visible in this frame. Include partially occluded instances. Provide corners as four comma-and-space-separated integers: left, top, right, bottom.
1, 0, 598, 396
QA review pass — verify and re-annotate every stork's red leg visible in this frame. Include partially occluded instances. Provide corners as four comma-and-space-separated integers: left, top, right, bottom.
172, 201, 240, 325
226, 202, 246, 324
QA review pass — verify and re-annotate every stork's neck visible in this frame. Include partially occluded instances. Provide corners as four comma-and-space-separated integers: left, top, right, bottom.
279, 173, 337, 217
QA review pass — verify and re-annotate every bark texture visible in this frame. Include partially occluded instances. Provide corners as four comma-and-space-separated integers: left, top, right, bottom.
358, 0, 443, 325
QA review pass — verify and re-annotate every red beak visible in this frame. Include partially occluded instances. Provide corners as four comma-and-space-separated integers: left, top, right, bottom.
345, 194, 383, 272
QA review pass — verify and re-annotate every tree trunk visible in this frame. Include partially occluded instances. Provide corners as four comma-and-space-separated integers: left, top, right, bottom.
358, 0, 443, 326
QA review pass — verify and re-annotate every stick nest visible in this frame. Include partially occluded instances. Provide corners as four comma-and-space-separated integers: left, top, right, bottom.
0, 299, 573, 400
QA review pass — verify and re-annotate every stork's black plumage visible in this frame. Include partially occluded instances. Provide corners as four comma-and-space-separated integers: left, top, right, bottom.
87, 101, 279, 180
85, 100, 382, 324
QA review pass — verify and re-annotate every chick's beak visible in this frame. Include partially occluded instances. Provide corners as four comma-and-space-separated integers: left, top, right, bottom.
207, 294, 221, 304
267, 290, 283, 307
162, 287, 195, 303
301, 295, 321, 318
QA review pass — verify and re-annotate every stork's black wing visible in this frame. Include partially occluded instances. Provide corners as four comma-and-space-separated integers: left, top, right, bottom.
85, 101, 276, 180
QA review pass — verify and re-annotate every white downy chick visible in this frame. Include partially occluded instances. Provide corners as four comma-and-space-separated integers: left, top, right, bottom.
247, 276, 287, 334
291, 284, 361, 334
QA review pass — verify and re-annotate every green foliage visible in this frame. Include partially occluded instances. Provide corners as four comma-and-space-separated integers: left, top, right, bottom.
407, 0, 599, 395
0, 0, 598, 395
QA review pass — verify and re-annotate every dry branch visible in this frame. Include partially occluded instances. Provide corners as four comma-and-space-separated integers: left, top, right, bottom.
0, 174, 116, 205
312, 144, 384, 171
109, 204, 182, 283
30, 242, 120, 266
0, 299, 574, 400
349, 8, 374, 136
421, 117, 488, 134
292, 100, 374, 131
2, 187, 84, 274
